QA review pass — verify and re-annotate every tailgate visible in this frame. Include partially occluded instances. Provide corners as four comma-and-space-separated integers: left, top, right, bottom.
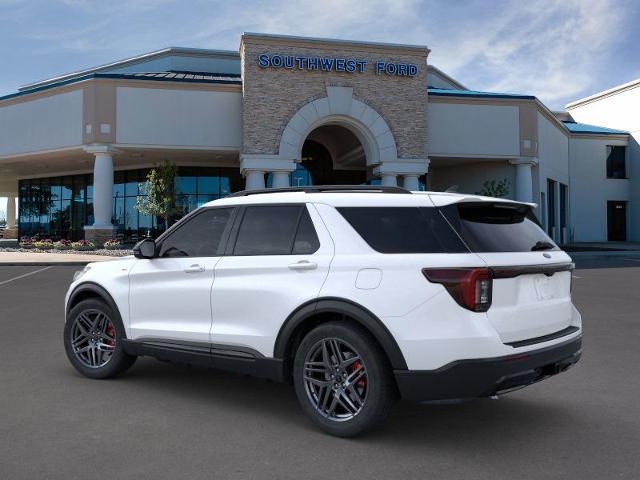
479, 252, 574, 344
434, 197, 577, 345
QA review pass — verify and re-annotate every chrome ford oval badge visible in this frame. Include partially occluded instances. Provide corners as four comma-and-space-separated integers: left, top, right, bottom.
543, 253, 551, 259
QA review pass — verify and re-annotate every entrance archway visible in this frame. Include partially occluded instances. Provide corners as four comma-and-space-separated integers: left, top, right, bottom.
296, 124, 368, 186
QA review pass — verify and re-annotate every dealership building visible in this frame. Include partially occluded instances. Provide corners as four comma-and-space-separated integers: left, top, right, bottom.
0, 33, 636, 245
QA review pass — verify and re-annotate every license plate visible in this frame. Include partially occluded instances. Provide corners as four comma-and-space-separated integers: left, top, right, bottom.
534, 275, 555, 300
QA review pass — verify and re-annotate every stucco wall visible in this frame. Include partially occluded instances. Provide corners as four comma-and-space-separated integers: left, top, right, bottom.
427, 102, 520, 157
568, 86, 639, 241
0, 90, 83, 157
569, 136, 629, 242
116, 87, 242, 148
241, 36, 428, 159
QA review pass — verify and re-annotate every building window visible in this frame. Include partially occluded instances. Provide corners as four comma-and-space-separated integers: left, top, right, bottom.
606, 146, 626, 179
18, 166, 242, 243
546, 179, 556, 237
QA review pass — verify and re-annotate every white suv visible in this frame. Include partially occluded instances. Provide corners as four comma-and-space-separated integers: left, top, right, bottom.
64, 186, 582, 437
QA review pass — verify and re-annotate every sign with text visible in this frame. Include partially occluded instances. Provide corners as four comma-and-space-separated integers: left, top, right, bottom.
257, 53, 418, 77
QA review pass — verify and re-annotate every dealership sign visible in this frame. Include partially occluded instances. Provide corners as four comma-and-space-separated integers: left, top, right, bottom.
257, 53, 418, 77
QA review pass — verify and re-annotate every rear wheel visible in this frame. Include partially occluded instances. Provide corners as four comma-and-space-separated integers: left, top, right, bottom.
293, 321, 397, 437
64, 299, 136, 379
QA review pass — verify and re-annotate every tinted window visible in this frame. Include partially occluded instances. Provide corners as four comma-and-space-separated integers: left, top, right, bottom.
293, 208, 320, 254
233, 206, 302, 256
441, 202, 558, 253
606, 145, 626, 179
159, 208, 232, 257
338, 207, 468, 254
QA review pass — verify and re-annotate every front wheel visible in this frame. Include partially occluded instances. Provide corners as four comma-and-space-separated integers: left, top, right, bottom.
293, 321, 397, 437
64, 299, 136, 379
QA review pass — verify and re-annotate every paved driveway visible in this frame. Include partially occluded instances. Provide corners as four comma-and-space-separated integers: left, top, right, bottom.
0, 259, 639, 479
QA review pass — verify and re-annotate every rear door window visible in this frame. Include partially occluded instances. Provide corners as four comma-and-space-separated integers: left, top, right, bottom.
337, 207, 468, 254
232, 205, 320, 256
440, 202, 558, 253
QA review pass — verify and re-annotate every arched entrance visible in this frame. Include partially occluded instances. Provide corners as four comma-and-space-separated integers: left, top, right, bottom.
295, 124, 369, 186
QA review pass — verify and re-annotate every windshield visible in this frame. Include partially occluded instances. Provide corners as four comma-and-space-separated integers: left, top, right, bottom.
439, 202, 559, 253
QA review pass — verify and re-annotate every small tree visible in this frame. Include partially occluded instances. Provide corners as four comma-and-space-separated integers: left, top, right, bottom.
136, 160, 178, 231
477, 179, 510, 198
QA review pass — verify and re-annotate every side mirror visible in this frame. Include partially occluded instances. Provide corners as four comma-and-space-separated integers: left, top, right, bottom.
133, 238, 157, 259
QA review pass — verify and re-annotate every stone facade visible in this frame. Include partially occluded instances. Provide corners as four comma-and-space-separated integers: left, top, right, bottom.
240, 34, 429, 161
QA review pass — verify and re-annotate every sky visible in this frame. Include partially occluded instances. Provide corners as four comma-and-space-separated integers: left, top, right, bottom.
1, 0, 640, 215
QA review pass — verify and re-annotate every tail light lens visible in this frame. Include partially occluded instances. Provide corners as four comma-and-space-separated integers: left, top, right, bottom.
422, 268, 492, 312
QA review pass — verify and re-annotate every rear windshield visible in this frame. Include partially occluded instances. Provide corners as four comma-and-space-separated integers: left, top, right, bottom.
337, 207, 468, 254
439, 202, 558, 253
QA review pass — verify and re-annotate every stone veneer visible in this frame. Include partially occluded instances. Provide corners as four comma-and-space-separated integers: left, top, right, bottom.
240, 34, 429, 160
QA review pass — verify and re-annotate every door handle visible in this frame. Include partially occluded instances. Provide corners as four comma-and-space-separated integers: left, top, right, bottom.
184, 264, 205, 273
288, 260, 318, 271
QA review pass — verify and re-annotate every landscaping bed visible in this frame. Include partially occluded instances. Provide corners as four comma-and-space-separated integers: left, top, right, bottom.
0, 238, 133, 256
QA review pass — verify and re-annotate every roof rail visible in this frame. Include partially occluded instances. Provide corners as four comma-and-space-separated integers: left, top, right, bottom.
227, 185, 410, 197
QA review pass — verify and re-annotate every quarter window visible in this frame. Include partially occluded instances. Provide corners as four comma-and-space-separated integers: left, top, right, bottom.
338, 207, 468, 254
159, 208, 233, 257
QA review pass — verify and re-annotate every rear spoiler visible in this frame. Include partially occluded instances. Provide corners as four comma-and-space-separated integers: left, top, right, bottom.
428, 193, 537, 209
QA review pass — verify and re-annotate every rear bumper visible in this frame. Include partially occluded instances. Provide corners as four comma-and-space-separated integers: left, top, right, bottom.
394, 335, 582, 402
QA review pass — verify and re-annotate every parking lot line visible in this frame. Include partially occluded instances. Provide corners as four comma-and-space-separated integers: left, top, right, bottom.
0, 266, 52, 286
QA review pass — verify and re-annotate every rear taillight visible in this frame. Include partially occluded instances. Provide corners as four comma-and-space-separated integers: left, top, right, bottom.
422, 268, 492, 312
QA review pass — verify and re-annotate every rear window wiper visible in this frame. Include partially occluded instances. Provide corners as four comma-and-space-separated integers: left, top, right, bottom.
531, 241, 555, 251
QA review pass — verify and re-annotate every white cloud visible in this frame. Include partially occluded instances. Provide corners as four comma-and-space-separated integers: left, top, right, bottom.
425, 0, 630, 108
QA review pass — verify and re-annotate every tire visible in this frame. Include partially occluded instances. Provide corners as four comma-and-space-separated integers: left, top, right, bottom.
64, 298, 136, 379
293, 321, 397, 437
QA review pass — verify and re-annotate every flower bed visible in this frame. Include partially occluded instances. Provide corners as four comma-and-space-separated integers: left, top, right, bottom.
70, 240, 97, 251
6, 236, 132, 256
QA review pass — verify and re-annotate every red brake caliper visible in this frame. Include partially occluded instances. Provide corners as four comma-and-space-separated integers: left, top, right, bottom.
352, 361, 366, 388
105, 323, 116, 348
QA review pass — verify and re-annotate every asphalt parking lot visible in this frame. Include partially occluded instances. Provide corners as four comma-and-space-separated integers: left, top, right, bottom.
1, 258, 639, 479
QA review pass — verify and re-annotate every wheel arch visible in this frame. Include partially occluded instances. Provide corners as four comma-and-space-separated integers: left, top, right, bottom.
66, 282, 121, 320
274, 297, 408, 380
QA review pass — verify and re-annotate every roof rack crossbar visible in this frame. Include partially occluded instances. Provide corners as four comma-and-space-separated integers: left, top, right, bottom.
227, 185, 410, 197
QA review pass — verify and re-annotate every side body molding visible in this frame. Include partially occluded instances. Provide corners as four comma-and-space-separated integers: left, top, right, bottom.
274, 297, 408, 370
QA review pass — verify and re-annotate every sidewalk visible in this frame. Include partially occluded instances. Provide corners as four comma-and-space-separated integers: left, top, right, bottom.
0, 251, 119, 266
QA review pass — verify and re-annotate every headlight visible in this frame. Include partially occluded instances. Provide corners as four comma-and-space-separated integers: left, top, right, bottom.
73, 266, 91, 282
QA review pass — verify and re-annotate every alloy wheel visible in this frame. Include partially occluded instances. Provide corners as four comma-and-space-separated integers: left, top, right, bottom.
70, 309, 117, 368
303, 338, 368, 421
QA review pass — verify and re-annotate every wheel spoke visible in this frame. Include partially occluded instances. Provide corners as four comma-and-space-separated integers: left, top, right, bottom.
340, 355, 361, 368
336, 391, 358, 415
346, 365, 365, 385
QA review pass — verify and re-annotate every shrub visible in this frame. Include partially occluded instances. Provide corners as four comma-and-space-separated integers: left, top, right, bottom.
103, 239, 122, 250
70, 240, 96, 251
33, 239, 54, 250
54, 239, 72, 250
19, 236, 34, 249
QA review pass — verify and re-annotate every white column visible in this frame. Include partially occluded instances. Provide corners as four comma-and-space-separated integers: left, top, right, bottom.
271, 171, 290, 189
92, 152, 115, 227
380, 173, 398, 187
6, 196, 16, 229
245, 170, 265, 191
402, 174, 420, 192
510, 158, 537, 203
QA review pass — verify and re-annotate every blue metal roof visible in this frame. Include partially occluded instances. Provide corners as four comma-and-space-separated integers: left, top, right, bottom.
562, 121, 628, 135
0, 71, 242, 102
427, 87, 535, 100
